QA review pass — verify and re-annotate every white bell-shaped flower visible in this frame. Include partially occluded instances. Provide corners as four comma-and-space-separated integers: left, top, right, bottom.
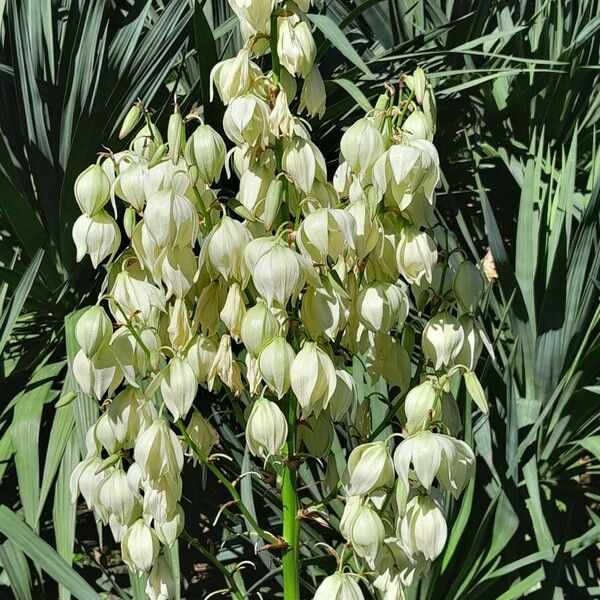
398, 494, 447, 561
155, 503, 184, 547
134, 419, 184, 482
245, 397, 288, 458
341, 117, 385, 174
299, 66, 326, 118
393, 430, 475, 497
220, 282, 246, 341
107, 387, 156, 446
282, 136, 326, 194
347, 198, 380, 259
184, 335, 218, 383
110, 270, 166, 323
240, 301, 279, 356
422, 311, 464, 370
160, 357, 197, 421
201, 215, 252, 283
347, 441, 395, 496
144, 188, 199, 249
269, 89, 295, 138
277, 15, 316, 78
185, 123, 226, 184
357, 283, 409, 333
223, 94, 270, 149
146, 555, 176, 600
258, 336, 296, 399
301, 279, 349, 342
314, 572, 364, 600
121, 519, 160, 572
157, 246, 196, 299
207, 334, 244, 395
395, 225, 437, 285
346, 503, 385, 561
72, 347, 122, 400
72, 210, 121, 268
98, 468, 140, 530
75, 306, 112, 359
290, 342, 336, 418
328, 369, 357, 422
296, 208, 357, 263
403, 380, 440, 434
454, 315, 483, 371
75, 164, 110, 216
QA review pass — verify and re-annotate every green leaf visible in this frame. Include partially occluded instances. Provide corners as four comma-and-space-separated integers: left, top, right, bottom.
0, 506, 101, 600
575, 436, 600, 461
308, 14, 374, 78
327, 78, 373, 113
0, 248, 44, 356
0, 540, 33, 600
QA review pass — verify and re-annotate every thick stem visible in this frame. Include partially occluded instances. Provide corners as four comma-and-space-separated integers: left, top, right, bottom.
281, 395, 300, 600
269, 12, 301, 599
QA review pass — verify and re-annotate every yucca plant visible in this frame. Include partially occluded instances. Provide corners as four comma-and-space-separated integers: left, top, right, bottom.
0, 0, 598, 598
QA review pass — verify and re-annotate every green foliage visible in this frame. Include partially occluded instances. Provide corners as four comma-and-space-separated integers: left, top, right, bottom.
0, 0, 598, 598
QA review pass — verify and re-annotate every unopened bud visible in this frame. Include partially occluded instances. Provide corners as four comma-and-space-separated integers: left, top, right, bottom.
121, 519, 160, 572
75, 306, 112, 359
75, 164, 110, 216
245, 397, 288, 458
119, 103, 143, 139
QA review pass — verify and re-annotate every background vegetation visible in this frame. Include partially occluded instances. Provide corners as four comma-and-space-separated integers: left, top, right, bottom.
0, 0, 598, 597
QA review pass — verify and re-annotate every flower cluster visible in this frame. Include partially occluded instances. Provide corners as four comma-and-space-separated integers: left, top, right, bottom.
68, 1, 488, 598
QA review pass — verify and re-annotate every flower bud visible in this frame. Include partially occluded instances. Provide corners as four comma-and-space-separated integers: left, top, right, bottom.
422, 311, 464, 370
185, 124, 226, 184
184, 335, 218, 382
301, 279, 349, 342
146, 555, 176, 600
134, 419, 184, 482
121, 519, 160, 572
298, 412, 333, 457
348, 441, 395, 496
161, 357, 197, 421
346, 503, 385, 561
240, 301, 279, 356
75, 164, 110, 216
296, 208, 357, 263
314, 572, 364, 600
210, 48, 262, 104
75, 306, 112, 359
403, 380, 439, 434
269, 89, 295, 138
119, 103, 143, 139
72, 211, 121, 268
167, 109, 184, 164
453, 260, 484, 313
220, 282, 246, 341
395, 226, 437, 285
299, 67, 326, 118
186, 410, 219, 459
277, 16, 316, 78
201, 215, 252, 283
290, 342, 336, 418
341, 118, 385, 174
328, 369, 357, 421
258, 336, 295, 399
398, 494, 446, 561
223, 94, 270, 148
245, 397, 288, 458
263, 178, 284, 230
356, 283, 409, 332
